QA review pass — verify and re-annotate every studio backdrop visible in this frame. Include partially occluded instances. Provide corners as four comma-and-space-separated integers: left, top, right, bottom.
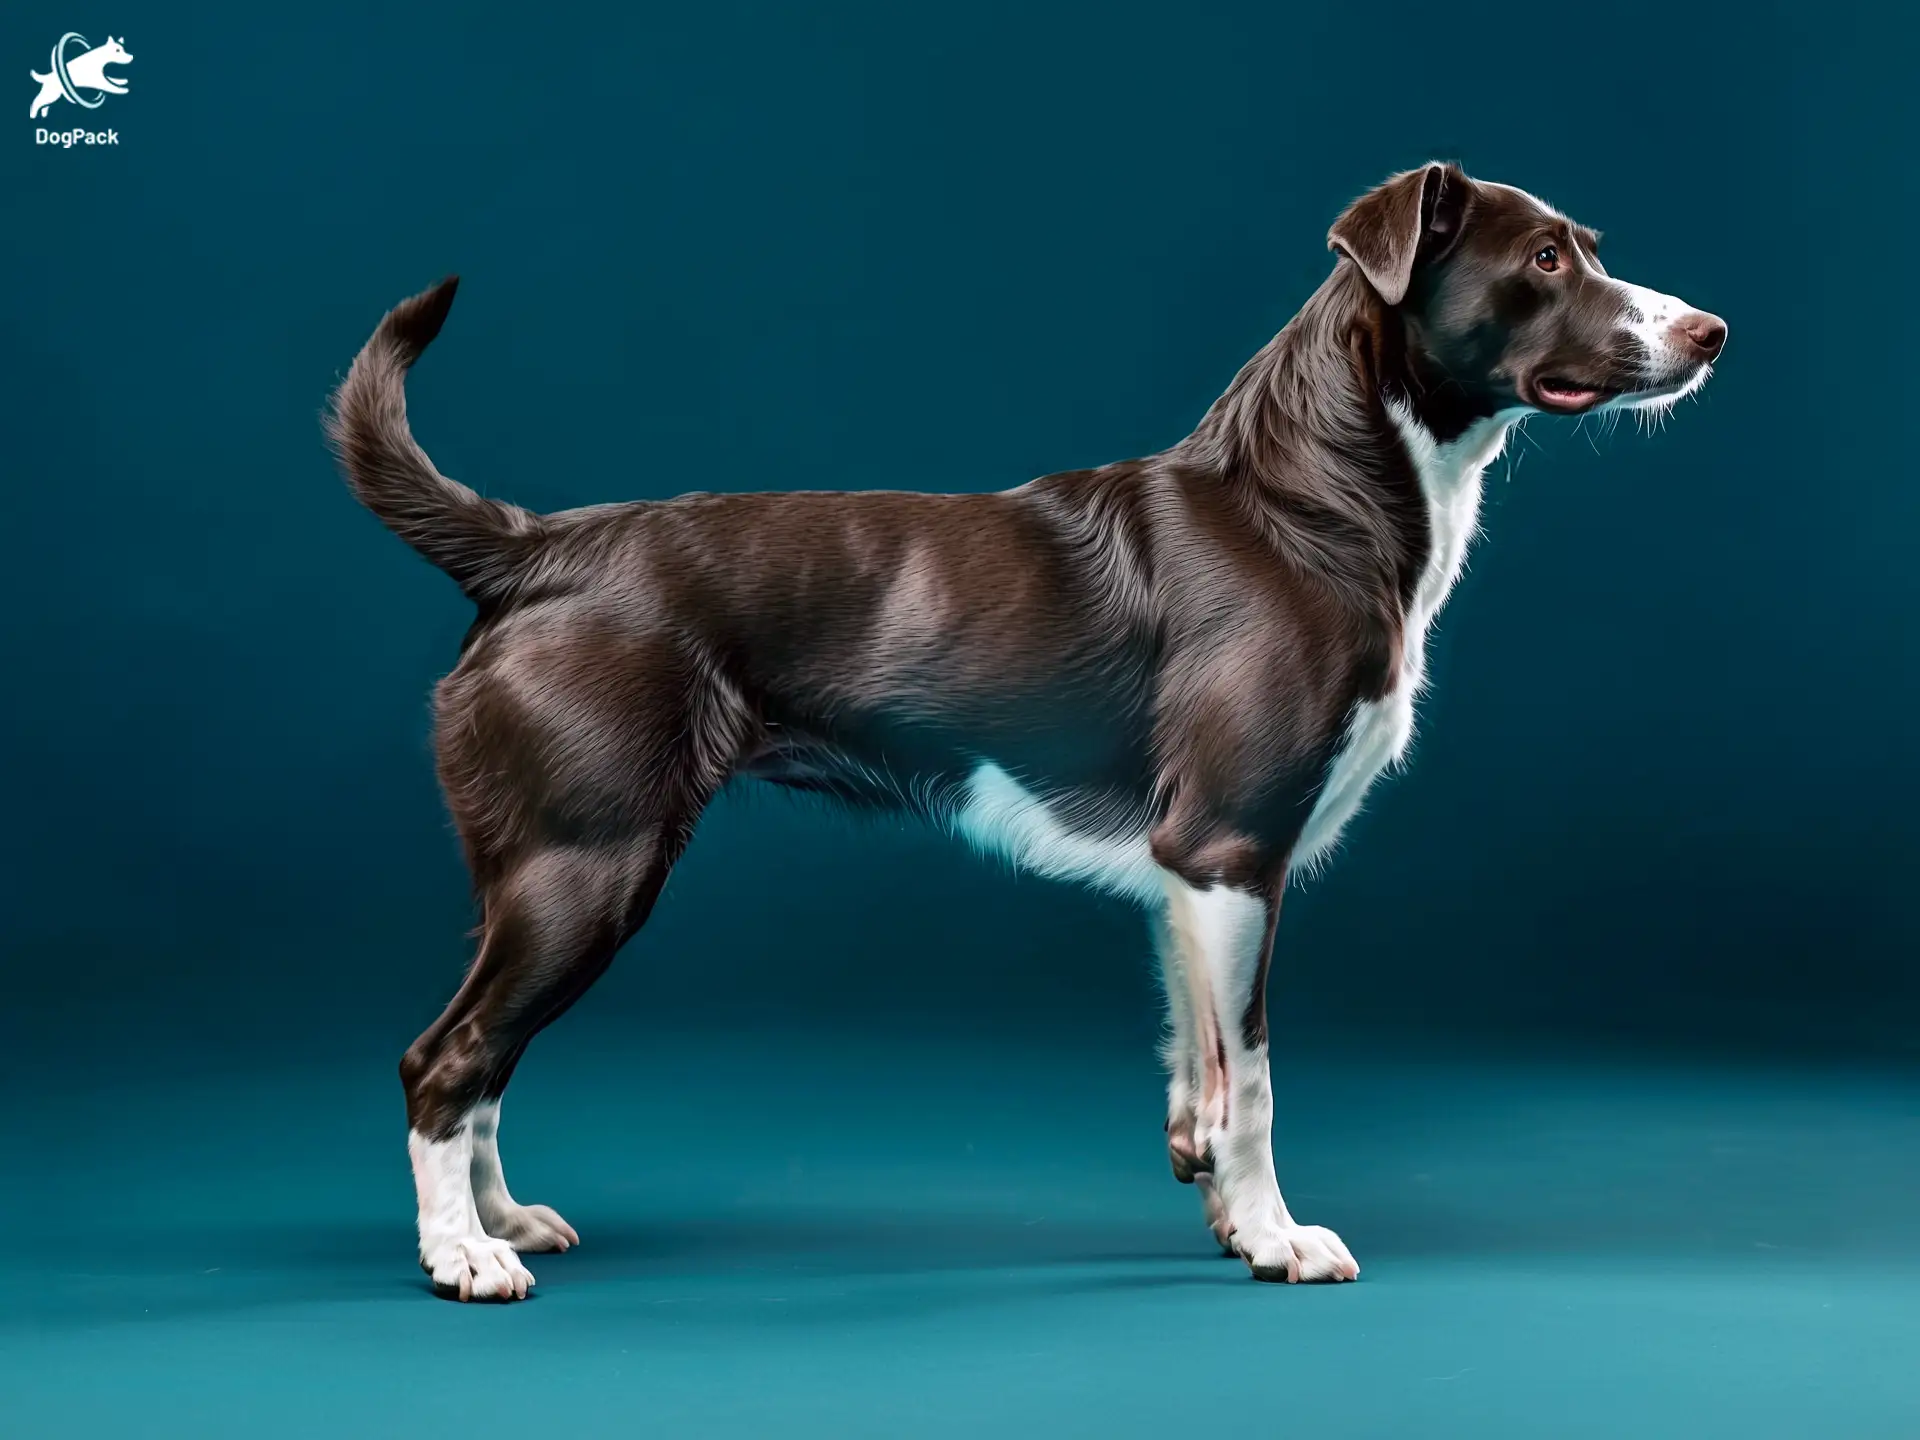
2, 1, 1912, 1084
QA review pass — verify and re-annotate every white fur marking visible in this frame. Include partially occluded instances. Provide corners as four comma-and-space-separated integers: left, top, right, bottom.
1162, 880, 1266, 1163
1160, 874, 1359, 1281
1611, 278, 1686, 359
1566, 237, 1714, 418
949, 761, 1163, 904
1602, 273, 1714, 416
1292, 403, 1519, 873
469, 1100, 579, 1253
409, 1123, 536, 1301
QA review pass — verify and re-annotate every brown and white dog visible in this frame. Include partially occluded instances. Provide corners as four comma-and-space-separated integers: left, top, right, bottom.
327, 163, 1724, 1301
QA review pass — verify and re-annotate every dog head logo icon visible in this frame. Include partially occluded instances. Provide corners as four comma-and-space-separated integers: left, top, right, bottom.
29, 33, 132, 120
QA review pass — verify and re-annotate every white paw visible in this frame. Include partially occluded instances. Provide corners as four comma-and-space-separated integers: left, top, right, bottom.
1235, 1222, 1359, 1284
421, 1235, 535, 1302
479, 1201, 579, 1253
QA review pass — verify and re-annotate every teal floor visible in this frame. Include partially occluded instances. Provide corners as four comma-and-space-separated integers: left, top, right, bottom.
6, 1027, 1916, 1436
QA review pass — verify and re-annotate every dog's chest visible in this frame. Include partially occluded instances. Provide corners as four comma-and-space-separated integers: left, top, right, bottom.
1291, 408, 1513, 873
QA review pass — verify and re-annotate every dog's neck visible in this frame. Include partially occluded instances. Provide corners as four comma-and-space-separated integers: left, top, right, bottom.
1176, 265, 1513, 621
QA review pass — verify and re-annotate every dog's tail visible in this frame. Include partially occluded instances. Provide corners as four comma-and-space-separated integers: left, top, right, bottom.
324, 278, 543, 605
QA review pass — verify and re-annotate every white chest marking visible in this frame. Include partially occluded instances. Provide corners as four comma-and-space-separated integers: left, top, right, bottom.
1291, 402, 1519, 875
946, 408, 1515, 895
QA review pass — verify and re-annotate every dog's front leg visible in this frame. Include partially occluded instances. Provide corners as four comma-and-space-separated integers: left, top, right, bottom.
1159, 873, 1359, 1283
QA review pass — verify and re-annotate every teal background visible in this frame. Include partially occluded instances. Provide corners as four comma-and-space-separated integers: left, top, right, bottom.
2, 1, 1915, 1435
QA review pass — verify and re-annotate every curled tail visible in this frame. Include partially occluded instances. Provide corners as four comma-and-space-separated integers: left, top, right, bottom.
324, 278, 543, 604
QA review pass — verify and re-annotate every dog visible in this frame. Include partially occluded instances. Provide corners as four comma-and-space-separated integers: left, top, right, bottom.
28, 35, 131, 119
326, 162, 1724, 1301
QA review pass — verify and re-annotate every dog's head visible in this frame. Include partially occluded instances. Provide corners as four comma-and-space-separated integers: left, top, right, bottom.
97, 36, 133, 65
1329, 163, 1724, 425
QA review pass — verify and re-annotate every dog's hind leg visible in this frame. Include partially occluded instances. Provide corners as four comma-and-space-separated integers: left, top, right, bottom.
400, 633, 748, 1301
468, 1088, 576, 1254
402, 835, 684, 1300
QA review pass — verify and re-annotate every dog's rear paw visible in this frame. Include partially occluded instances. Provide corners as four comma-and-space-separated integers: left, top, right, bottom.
421, 1236, 535, 1301
1236, 1223, 1359, 1284
481, 1201, 579, 1253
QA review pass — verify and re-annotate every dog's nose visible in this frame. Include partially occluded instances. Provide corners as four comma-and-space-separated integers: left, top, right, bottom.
1670, 311, 1727, 361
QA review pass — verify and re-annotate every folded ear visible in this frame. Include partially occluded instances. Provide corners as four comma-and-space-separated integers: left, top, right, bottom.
1326, 162, 1470, 306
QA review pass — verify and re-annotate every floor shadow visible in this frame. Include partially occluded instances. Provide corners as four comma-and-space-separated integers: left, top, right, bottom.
5, 1209, 1231, 1333
569, 1210, 1198, 1272
16, 1180, 1915, 1336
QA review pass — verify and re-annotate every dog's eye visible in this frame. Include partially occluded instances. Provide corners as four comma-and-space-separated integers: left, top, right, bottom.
1534, 245, 1560, 273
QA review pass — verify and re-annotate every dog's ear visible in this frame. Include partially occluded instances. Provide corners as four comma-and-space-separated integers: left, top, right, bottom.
1327, 162, 1470, 306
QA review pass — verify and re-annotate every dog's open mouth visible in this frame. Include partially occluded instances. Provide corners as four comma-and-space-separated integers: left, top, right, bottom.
1531, 377, 1616, 414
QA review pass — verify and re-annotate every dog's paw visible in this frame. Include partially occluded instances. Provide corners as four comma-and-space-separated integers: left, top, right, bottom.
421, 1236, 535, 1302
480, 1201, 579, 1253
1235, 1223, 1359, 1284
